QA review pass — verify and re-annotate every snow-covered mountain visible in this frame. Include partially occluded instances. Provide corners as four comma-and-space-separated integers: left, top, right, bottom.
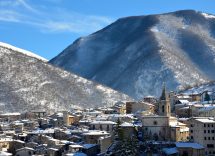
50, 10, 215, 99
0, 43, 131, 113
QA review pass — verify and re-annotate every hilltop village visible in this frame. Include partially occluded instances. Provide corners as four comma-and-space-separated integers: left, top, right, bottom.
0, 86, 215, 156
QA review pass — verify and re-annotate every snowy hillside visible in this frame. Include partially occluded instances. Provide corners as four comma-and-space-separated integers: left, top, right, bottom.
0, 43, 131, 112
50, 10, 215, 99
181, 81, 215, 94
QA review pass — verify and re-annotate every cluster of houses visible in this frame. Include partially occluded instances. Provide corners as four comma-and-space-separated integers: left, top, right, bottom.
0, 86, 215, 156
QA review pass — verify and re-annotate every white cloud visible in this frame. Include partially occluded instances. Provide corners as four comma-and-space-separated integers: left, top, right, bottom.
0, 0, 113, 34
16, 0, 40, 14
0, 10, 23, 22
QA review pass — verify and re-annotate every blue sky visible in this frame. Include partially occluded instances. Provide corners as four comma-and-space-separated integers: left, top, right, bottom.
0, 0, 215, 60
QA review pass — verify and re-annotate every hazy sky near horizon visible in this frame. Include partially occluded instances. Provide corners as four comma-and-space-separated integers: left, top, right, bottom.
0, 0, 214, 60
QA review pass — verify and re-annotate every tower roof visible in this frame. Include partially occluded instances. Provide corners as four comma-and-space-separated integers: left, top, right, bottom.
160, 83, 167, 100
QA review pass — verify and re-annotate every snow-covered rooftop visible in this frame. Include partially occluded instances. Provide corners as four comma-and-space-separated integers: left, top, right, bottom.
90, 121, 116, 125
28, 128, 55, 134
196, 118, 215, 123
178, 100, 190, 104
175, 142, 204, 149
199, 106, 215, 112
82, 144, 97, 149
0, 112, 21, 116
82, 130, 109, 136
65, 152, 87, 156
69, 144, 83, 148
162, 147, 178, 155
120, 122, 134, 127
0, 151, 12, 156
180, 127, 189, 132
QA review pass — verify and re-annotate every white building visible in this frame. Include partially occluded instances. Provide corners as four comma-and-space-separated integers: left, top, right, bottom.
188, 117, 215, 156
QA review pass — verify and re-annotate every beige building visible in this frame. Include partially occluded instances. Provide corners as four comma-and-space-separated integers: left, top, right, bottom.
119, 122, 136, 139
47, 148, 60, 156
175, 106, 192, 118
98, 136, 112, 153
0, 113, 21, 122
176, 142, 205, 156
112, 102, 126, 114
142, 116, 189, 141
188, 117, 215, 156
190, 104, 205, 117
15, 147, 35, 156
143, 96, 157, 104
0, 138, 12, 152
89, 121, 116, 132
190, 93, 202, 102
83, 130, 109, 144
199, 106, 215, 118
63, 111, 80, 126
68, 144, 83, 153
31, 110, 46, 118
142, 86, 189, 142
126, 101, 155, 114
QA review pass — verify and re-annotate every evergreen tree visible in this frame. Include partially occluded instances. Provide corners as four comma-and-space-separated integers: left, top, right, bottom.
106, 121, 140, 156
204, 92, 211, 102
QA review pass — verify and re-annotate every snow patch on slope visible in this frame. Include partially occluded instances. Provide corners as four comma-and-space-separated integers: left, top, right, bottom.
151, 15, 208, 88
201, 13, 215, 19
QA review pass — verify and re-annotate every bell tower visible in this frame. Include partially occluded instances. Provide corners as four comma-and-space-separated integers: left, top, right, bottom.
158, 83, 171, 116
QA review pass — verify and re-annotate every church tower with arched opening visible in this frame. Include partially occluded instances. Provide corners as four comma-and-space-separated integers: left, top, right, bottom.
158, 83, 171, 116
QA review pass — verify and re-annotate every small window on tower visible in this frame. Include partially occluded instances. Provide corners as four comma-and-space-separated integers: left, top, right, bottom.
153, 121, 157, 125
162, 105, 164, 113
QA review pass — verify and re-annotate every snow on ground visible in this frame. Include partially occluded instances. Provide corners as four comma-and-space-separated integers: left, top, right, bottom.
182, 82, 215, 94
0, 42, 47, 62
201, 13, 215, 19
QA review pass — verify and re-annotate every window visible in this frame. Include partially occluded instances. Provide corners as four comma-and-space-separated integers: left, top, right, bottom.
190, 136, 193, 139
212, 137, 214, 140
204, 137, 207, 140
191, 124, 193, 127
182, 151, 188, 156
207, 144, 214, 148
204, 130, 206, 133
190, 130, 193, 133
212, 130, 215, 133
153, 121, 157, 125
162, 105, 164, 113
208, 137, 211, 140
204, 124, 206, 127
208, 124, 210, 127
107, 125, 109, 131
208, 130, 210, 133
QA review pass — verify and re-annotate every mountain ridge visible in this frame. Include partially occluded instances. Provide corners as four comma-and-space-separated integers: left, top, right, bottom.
0, 42, 132, 112
50, 10, 215, 99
